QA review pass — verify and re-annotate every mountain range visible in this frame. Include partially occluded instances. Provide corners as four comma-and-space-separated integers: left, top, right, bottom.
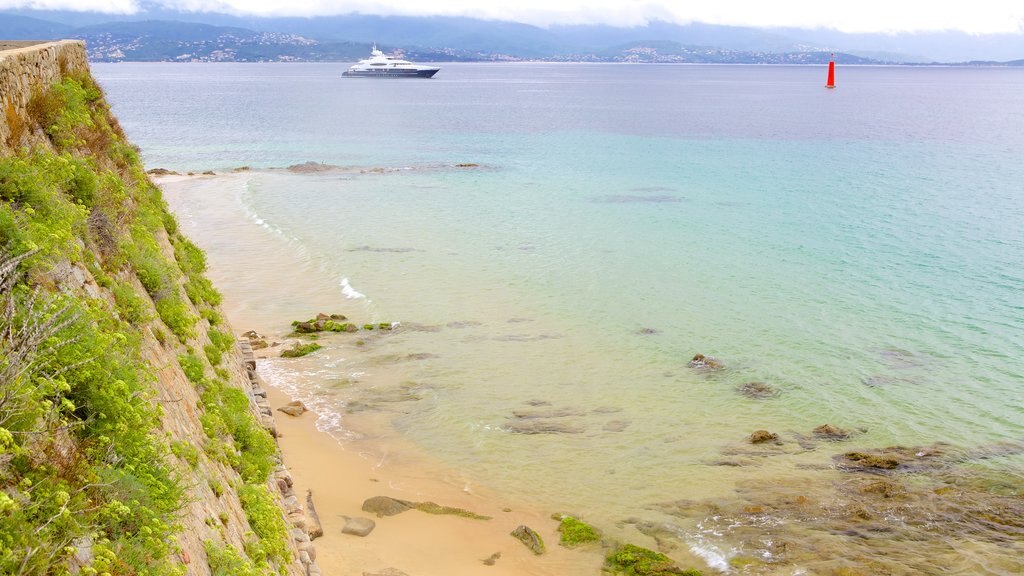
2, 7, 1023, 64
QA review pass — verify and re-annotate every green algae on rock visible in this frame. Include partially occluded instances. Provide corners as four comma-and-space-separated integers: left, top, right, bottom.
556, 515, 601, 547
281, 341, 322, 357
604, 544, 701, 575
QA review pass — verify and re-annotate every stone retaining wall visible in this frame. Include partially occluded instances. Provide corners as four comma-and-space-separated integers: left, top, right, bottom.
0, 40, 88, 150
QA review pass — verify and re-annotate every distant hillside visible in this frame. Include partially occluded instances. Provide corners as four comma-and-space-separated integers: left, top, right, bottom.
2, 9, 1022, 63
0, 14, 72, 39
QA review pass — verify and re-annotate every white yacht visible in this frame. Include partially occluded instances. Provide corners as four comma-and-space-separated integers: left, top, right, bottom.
342, 45, 440, 78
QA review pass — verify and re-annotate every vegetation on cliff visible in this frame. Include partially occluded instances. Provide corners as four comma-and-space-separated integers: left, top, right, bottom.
1, 68, 289, 574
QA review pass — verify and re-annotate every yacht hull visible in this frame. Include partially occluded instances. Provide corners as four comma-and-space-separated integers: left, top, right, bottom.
342, 68, 439, 78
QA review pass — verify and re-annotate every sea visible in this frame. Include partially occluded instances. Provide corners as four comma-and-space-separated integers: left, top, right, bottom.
93, 62, 1024, 574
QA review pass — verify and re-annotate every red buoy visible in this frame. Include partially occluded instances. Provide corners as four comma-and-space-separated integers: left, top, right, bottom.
826, 54, 836, 89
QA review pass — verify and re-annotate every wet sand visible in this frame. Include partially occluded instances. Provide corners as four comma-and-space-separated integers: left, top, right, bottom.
264, 383, 603, 576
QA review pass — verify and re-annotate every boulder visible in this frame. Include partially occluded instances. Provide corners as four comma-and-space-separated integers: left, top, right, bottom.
341, 516, 376, 537
277, 401, 308, 417
813, 424, 850, 440
688, 353, 725, 370
511, 525, 545, 555
362, 496, 414, 517
482, 552, 501, 566
750, 430, 779, 444
362, 570, 409, 576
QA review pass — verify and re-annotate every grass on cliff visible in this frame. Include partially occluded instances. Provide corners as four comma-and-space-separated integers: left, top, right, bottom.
1, 70, 290, 575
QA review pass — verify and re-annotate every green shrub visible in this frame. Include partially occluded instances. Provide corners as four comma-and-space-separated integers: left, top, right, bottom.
208, 328, 234, 352
156, 295, 197, 342
170, 440, 200, 468
0, 72, 201, 576
112, 279, 149, 324
178, 353, 205, 383
172, 235, 206, 274
238, 485, 291, 566
208, 478, 224, 498
201, 307, 223, 326
204, 541, 267, 576
185, 275, 222, 307
204, 343, 223, 366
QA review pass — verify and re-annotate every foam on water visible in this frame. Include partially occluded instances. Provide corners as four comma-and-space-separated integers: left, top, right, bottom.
339, 277, 366, 300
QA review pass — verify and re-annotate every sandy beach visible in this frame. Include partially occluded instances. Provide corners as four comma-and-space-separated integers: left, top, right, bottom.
262, 366, 605, 576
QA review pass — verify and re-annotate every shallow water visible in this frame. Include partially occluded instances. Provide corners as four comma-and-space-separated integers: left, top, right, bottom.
101, 62, 1024, 573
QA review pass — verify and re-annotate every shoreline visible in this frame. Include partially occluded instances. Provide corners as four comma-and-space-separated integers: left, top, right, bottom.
155, 173, 605, 573
259, 361, 604, 576
159, 172, 1024, 575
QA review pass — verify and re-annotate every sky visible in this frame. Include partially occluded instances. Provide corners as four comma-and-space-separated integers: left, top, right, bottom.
3, 0, 1024, 35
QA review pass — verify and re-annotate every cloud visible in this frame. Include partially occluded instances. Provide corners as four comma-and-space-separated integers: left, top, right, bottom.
0, 0, 139, 12
2, 0, 1023, 35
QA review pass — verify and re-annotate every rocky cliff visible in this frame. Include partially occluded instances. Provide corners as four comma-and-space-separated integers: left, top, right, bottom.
1, 41, 319, 576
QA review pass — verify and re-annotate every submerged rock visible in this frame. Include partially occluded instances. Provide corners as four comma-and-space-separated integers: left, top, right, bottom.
812, 424, 850, 440
511, 525, 546, 555
363, 570, 409, 576
413, 501, 491, 520
505, 420, 585, 435
361, 496, 414, 518
840, 451, 901, 470
750, 430, 779, 444
688, 353, 725, 371
512, 408, 586, 419
737, 381, 778, 399
603, 420, 631, 432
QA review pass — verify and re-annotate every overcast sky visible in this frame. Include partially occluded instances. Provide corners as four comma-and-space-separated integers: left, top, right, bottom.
4, 0, 1024, 35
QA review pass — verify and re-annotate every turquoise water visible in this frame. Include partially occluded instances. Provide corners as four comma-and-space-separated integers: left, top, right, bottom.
97, 63, 1024, 573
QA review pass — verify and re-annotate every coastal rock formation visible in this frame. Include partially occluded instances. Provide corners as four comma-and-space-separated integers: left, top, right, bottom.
341, 516, 377, 537
146, 167, 180, 175
511, 525, 546, 555
688, 353, 725, 370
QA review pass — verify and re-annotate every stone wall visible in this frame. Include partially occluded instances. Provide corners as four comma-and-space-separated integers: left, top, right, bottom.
1, 41, 320, 576
0, 40, 89, 150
